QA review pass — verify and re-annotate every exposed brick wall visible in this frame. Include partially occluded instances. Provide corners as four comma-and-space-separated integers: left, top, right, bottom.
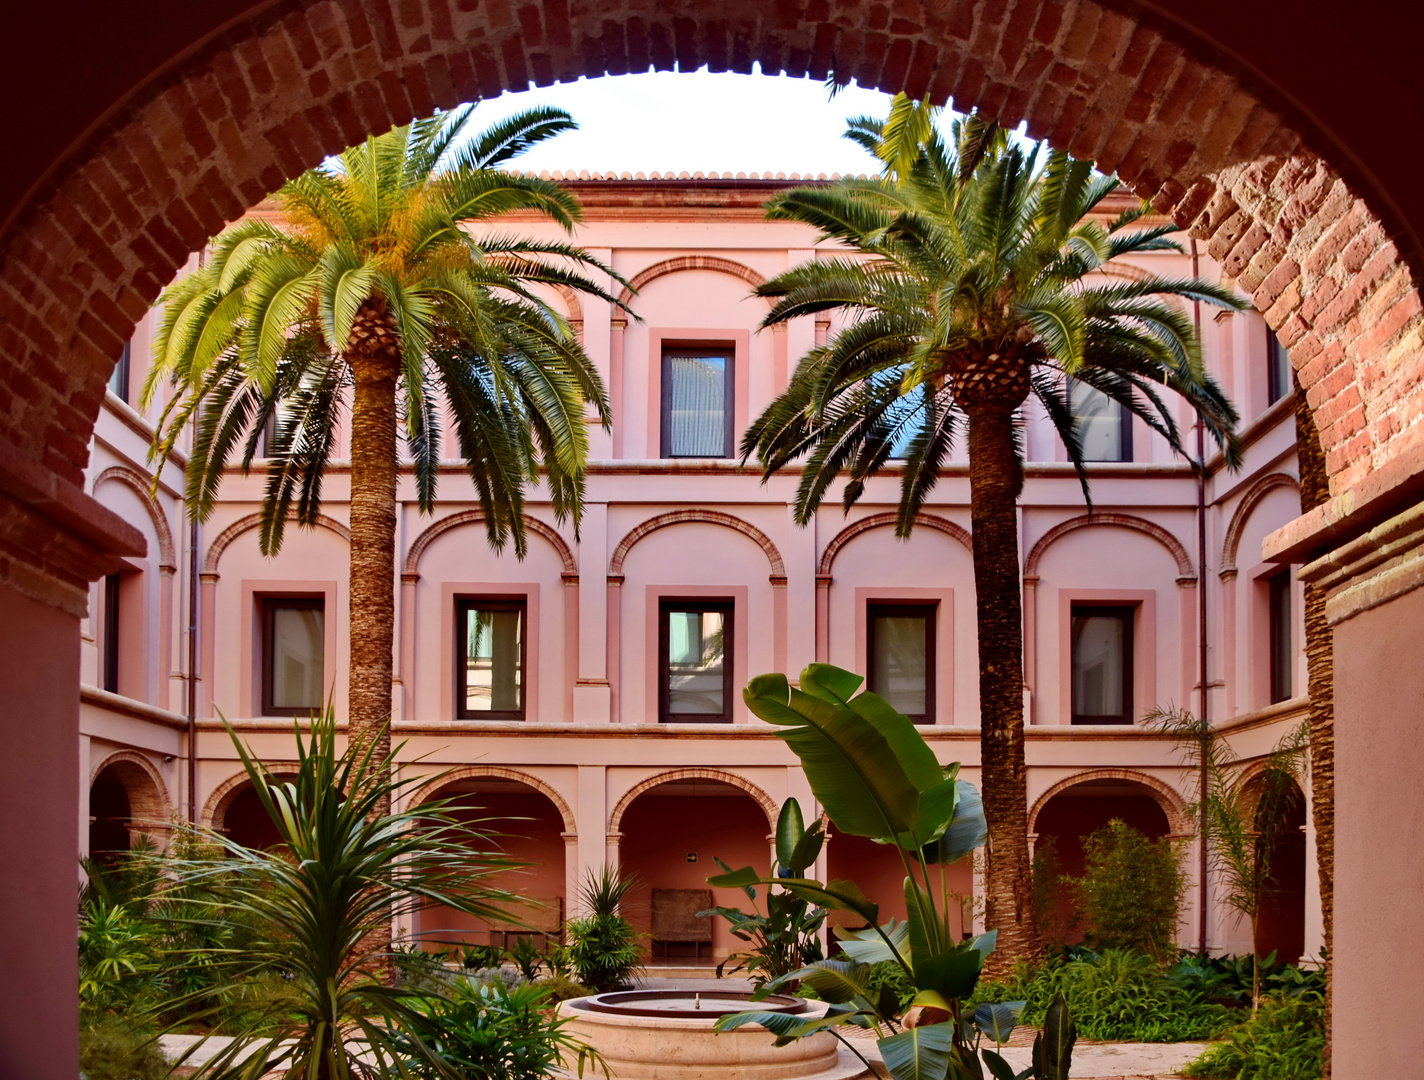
1, 0, 1421, 609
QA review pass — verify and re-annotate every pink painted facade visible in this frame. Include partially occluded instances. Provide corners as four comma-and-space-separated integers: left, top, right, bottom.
80, 176, 1315, 962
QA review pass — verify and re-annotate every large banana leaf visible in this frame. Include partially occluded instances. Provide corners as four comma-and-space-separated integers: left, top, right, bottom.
706, 866, 880, 926
837, 919, 910, 966
879, 1023, 955, 1080
923, 781, 987, 864
973, 1001, 1025, 1045
768, 958, 872, 1004
744, 666, 962, 848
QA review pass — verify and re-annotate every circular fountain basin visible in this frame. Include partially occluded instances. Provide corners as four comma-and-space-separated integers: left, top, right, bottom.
558, 988, 862, 1080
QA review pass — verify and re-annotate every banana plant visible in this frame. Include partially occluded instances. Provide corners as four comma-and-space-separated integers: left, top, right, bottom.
700, 798, 828, 989
710, 664, 1075, 1080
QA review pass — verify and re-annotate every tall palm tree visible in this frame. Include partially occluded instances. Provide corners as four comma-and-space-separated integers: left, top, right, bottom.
742, 98, 1243, 971
144, 105, 624, 772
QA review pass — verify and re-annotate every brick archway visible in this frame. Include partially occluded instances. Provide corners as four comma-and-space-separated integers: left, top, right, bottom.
818, 511, 972, 576
0, 0, 1417, 562
1029, 768, 1191, 836
609, 509, 785, 578
1221, 472, 1301, 575
200, 765, 299, 831
403, 510, 576, 576
404, 765, 576, 834
91, 466, 176, 571
608, 768, 778, 834
89, 750, 172, 834
202, 512, 351, 576
1025, 512, 1195, 580
616, 256, 769, 310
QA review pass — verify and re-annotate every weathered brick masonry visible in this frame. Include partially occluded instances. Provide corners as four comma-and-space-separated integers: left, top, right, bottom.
0, 0, 1421, 599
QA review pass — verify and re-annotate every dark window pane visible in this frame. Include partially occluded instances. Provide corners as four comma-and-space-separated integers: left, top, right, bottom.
1071, 606, 1133, 723
1070, 380, 1131, 462
1269, 573, 1293, 703
660, 602, 733, 722
102, 573, 121, 694
462, 605, 524, 714
869, 612, 929, 716
665, 351, 729, 457
107, 342, 131, 403
267, 603, 323, 712
1267, 331, 1292, 405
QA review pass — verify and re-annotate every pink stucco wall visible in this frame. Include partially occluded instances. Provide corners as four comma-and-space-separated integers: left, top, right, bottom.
76, 178, 1317, 964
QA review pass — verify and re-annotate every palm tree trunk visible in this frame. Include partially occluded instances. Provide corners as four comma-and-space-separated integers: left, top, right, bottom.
346, 299, 402, 796
966, 403, 1042, 977
1294, 375, 1333, 1078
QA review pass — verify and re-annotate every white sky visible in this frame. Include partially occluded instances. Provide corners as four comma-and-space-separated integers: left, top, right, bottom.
467, 67, 897, 176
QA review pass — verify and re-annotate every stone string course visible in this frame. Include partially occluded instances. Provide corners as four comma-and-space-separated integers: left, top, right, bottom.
1, 0, 1420, 601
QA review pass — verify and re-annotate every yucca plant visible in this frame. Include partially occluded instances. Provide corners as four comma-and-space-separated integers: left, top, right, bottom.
565, 867, 641, 993
143, 105, 629, 774
742, 97, 1244, 970
160, 709, 523, 1079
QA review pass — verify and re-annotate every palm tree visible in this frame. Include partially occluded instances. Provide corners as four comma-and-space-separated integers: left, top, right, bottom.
144, 105, 624, 770
742, 98, 1243, 971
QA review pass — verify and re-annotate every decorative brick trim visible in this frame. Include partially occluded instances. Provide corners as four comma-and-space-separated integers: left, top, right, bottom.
1025, 513, 1194, 579
1221, 472, 1300, 575
202, 513, 350, 576
608, 509, 784, 577
201, 765, 299, 832
92, 465, 176, 571
616, 256, 768, 310
608, 767, 777, 834
553, 283, 583, 341
404, 765, 576, 834
1028, 768, 1191, 836
89, 750, 172, 832
817, 512, 972, 577
402, 509, 575, 575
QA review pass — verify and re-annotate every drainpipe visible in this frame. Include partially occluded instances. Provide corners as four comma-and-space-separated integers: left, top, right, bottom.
186, 511, 198, 824
1191, 238, 1209, 956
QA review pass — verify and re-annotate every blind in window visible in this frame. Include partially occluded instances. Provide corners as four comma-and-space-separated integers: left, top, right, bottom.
667, 355, 727, 457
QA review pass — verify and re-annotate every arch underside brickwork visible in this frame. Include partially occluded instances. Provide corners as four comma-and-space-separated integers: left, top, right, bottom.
200, 765, 299, 831
608, 768, 778, 834
403, 765, 577, 834
1, 0, 1417, 555
1028, 768, 1191, 836
90, 750, 171, 831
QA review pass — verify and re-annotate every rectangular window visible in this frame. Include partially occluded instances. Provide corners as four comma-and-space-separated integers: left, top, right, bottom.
107, 342, 131, 403
456, 598, 526, 720
1267, 330, 1292, 405
1070, 605, 1134, 724
1070, 380, 1132, 462
661, 346, 733, 458
659, 600, 733, 723
867, 603, 936, 723
101, 573, 121, 694
261, 598, 325, 716
1268, 572, 1293, 704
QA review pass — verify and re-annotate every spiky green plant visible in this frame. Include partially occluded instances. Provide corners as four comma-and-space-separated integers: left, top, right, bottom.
742, 97, 1244, 970
160, 709, 523, 1079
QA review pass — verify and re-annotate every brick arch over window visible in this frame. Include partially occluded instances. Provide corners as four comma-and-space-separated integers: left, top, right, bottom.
92, 466, 176, 571
1025, 513, 1195, 580
616, 256, 769, 310
89, 750, 171, 831
1221, 472, 1301, 576
1029, 768, 1191, 836
818, 512, 972, 576
403, 510, 576, 576
609, 510, 785, 578
404, 765, 576, 834
202, 513, 351, 576
608, 768, 778, 835
201, 766, 299, 831
1, 0, 1418, 539
553, 284, 583, 342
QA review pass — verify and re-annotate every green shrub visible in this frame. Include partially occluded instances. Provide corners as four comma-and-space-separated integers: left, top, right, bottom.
79, 1022, 167, 1080
566, 867, 641, 992
972, 949, 1233, 1042
535, 972, 592, 1002
1181, 991, 1324, 1079
1075, 820, 1186, 962
392, 980, 604, 1080
1031, 835, 1073, 950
